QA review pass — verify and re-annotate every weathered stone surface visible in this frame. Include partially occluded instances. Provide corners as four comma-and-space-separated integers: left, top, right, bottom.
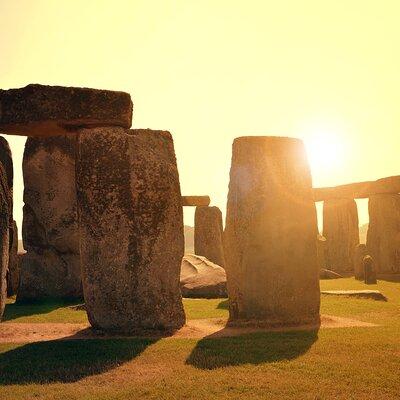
0, 164, 9, 320
316, 235, 326, 270
354, 244, 368, 280
366, 194, 400, 274
77, 127, 185, 332
313, 175, 400, 202
224, 136, 320, 326
194, 206, 225, 267
323, 199, 359, 273
0, 137, 15, 296
180, 254, 227, 298
181, 196, 210, 206
17, 136, 81, 302
363, 255, 377, 284
0, 84, 133, 137
6, 220, 19, 296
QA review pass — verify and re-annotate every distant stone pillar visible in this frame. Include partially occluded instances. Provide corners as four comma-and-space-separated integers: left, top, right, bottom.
18, 136, 81, 302
76, 127, 185, 333
354, 244, 368, 280
367, 194, 400, 274
224, 136, 320, 327
323, 199, 359, 273
194, 206, 225, 267
363, 255, 377, 284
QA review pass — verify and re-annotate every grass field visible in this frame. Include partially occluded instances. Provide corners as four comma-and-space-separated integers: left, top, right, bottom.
1, 278, 399, 399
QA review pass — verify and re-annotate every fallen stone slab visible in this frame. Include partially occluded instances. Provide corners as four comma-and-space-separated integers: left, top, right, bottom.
181, 196, 210, 206
180, 254, 227, 298
0, 84, 133, 137
321, 290, 387, 301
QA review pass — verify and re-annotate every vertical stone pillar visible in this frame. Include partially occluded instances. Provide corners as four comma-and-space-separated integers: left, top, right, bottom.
18, 136, 81, 302
7, 220, 19, 296
0, 164, 9, 320
224, 136, 320, 327
354, 244, 368, 280
76, 127, 185, 332
367, 194, 400, 274
323, 199, 359, 273
194, 206, 225, 267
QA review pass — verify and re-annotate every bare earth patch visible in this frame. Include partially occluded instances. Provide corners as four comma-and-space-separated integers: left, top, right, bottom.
0, 315, 377, 343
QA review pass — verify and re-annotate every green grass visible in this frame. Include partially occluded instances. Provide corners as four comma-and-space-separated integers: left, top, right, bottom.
1, 278, 400, 399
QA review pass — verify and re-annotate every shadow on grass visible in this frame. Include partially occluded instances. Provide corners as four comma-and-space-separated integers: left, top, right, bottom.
3, 298, 83, 322
186, 329, 318, 369
0, 336, 158, 384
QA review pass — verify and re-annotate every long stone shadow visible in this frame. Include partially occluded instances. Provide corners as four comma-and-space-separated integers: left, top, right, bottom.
0, 334, 158, 384
186, 327, 318, 370
2, 298, 84, 322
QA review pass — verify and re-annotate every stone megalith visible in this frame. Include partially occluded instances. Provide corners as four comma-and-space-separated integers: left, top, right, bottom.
194, 206, 225, 267
224, 136, 320, 327
0, 137, 16, 297
0, 164, 9, 320
0, 84, 132, 137
366, 194, 400, 274
363, 255, 377, 284
17, 136, 81, 302
7, 220, 19, 296
354, 244, 368, 280
322, 199, 359, 273
76, 127, 185, 333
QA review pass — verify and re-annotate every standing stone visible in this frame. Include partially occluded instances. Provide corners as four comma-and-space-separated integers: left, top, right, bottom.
0, 164, 9, 320
366, 194, 400, 274
76, 127, 185, 332
194, 206, 225, 267
363, 255, 377, 284
323, 199, 359, 273
354, 244, 368, 280
7, 220, 19, 296
17, 136, 81, 302
224, 136, 320, 326
0, 137, 15, 297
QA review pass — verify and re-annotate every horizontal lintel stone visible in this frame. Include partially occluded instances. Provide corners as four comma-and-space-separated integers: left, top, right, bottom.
0, 84, 133, 137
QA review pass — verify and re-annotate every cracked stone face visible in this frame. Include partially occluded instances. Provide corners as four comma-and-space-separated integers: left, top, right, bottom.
0, 163, 9, 320
17, 136, 81, 302
76, 127, 185, 333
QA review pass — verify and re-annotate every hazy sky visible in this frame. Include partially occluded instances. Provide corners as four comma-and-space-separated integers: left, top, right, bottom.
1, 0, 400, 232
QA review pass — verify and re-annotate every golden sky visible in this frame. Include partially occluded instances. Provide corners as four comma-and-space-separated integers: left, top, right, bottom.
1, 0, 400, 231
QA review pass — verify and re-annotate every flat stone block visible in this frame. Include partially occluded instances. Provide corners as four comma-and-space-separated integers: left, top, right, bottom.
321, 290, 387, 301
0, 84, 132, 137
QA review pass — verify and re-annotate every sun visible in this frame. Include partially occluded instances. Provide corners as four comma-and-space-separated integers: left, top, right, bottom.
304, 131, 345, 172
